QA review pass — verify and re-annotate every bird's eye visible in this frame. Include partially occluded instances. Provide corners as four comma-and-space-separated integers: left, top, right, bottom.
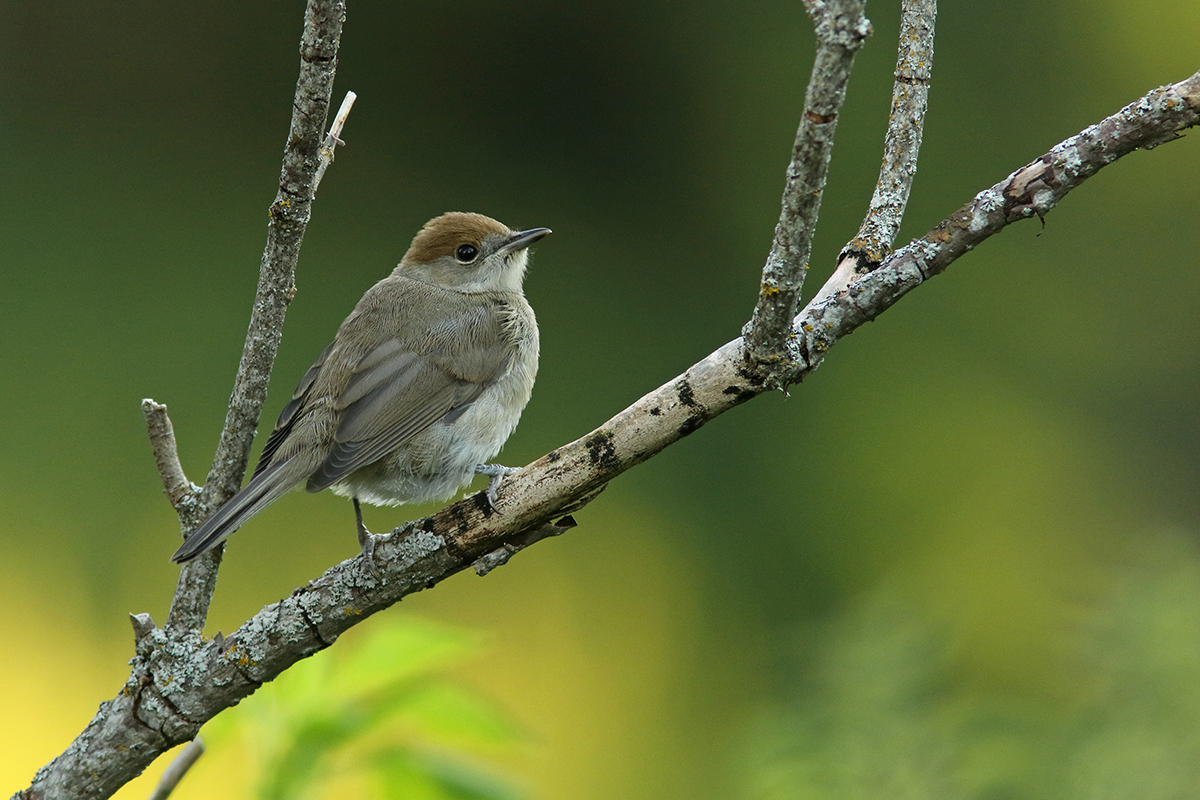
455, 243, 479, 263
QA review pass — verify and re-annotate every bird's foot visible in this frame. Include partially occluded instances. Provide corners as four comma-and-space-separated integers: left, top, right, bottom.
474, 463, 519, 510
354, 498, 381, 576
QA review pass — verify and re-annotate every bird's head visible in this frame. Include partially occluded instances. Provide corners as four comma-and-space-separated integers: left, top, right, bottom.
398, 212, 551, 294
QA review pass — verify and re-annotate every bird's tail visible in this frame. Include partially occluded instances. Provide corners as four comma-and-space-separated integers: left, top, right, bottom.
171, 461, 297, 563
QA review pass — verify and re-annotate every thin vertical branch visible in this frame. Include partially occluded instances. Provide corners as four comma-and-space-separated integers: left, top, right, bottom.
744, 0, 871, 384
814, 0, 936, 304
165, 0, 348, 633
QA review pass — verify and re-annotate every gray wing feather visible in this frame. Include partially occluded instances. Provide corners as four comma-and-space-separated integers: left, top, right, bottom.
255, 341, 335, 477
305, 346, 487, 492
338, 345, 422, 410
171, 460, 298, 562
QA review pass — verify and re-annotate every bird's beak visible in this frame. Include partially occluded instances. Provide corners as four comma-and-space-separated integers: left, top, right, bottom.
500, 227, 552, 253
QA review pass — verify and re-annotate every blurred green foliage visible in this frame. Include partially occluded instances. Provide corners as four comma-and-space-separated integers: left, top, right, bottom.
739, 529, 1200, 799
1, 0, 1197, 798
202, 618, 524, 800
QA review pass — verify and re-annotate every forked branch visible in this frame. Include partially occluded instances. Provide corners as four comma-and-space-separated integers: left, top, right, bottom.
744, 0, 872, 382
15, 1, 348, 797
815, 0, 936, 305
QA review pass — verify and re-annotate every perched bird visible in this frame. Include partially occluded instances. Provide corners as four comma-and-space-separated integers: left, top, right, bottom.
172, 212, 549, 563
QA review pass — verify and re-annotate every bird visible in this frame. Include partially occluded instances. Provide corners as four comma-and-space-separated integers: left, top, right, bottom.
172, 212, 549, 564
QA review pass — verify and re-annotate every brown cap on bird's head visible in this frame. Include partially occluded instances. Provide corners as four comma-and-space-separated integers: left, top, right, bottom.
403, 212, 511, 266
398, 212, 551, 294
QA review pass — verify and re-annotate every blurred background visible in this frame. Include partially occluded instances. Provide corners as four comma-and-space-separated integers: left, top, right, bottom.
3, 0, 1198, 797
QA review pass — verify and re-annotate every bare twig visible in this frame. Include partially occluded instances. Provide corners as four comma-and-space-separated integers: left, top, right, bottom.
815, 0, 936, 305
314, 90, 357, 192
146, 740, 205, 800
141, 400, 202, 527
472, 514, 579, 576
744, 0, 872, 384
165, 0, 348, 634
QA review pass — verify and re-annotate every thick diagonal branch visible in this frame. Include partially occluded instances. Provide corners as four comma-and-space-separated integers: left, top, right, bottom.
18, 51, 1197, 800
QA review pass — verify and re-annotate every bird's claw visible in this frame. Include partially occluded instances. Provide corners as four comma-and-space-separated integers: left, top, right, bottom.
474, 463, 518, 510
354, 498, 381, 576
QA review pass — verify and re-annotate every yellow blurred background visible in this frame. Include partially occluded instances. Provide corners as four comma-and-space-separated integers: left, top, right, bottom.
3, 0, 1198, 797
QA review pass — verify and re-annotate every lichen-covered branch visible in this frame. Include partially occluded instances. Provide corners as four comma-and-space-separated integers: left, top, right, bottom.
165, 0, 347, 634
744, 0, 872, 383
815, 0, 935, 305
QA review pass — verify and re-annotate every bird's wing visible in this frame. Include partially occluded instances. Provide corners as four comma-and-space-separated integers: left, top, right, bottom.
174, 343, 338, 562
254, 341, 335, 477
305, 318, 511, 493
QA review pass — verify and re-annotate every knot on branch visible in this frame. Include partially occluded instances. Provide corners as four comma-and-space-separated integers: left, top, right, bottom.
739, 321, 806, 391
793, 315, 838, 369
1002, 156, 1058, 221
131, 613, 158, 657
837, 243, 892, 276
125, 625, 211, 745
